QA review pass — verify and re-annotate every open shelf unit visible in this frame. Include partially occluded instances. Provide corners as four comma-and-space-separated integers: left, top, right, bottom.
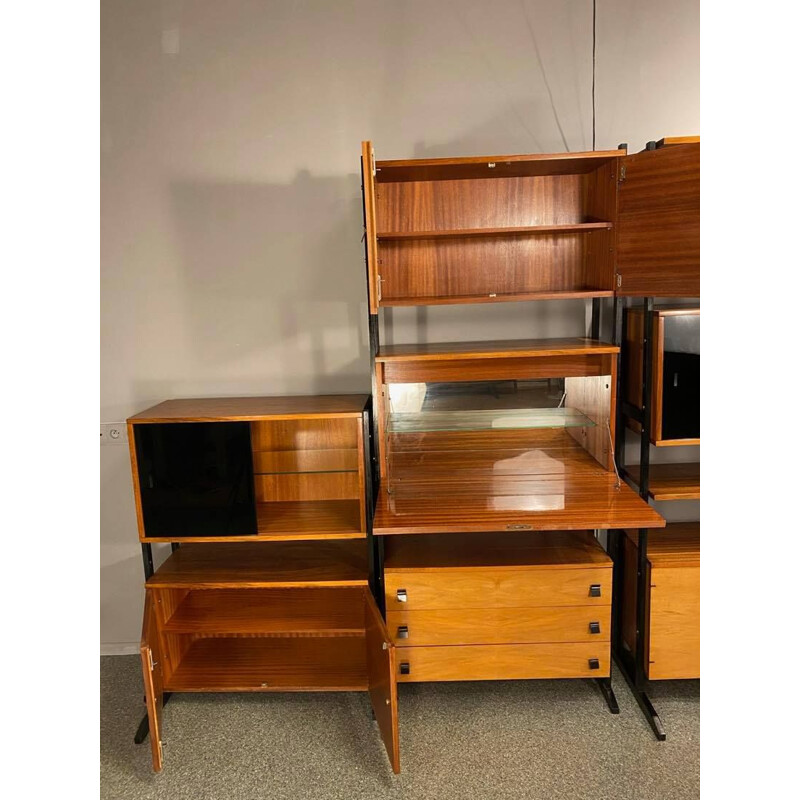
625, 463, 700, 501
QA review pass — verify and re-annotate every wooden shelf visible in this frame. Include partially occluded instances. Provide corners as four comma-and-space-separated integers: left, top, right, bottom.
377, 222, 613, 240
380, 289, 614, 307
128, 394, 368, 423
376, 338, 618, 363
626, 522, 699, 567
626, 463, 700, 500
375, 149, 624, 182
252, 448, 359, 475
147, 541, 368, 588
255, 500, 363, 540
384, 531, 609, 572
165, 637, 368, 692
163, 588, 365, 637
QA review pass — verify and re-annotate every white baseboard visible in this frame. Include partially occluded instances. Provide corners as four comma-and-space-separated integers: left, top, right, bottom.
101, 643, 139, 656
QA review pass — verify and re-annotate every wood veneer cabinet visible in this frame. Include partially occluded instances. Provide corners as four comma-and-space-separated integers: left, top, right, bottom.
361, 138, 699, 310
130, 396, 400, 774
620, 523, 700, 680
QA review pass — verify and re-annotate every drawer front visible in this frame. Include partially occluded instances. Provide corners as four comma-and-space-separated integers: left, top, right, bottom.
395, 642, 610, 682
387, 606, 611, 646
648, 564, 700, 680
385, 568, 611, 611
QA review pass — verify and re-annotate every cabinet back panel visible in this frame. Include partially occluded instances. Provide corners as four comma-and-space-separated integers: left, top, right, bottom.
378, 235, 590, 301
376, 175, 586, 231
255, 472, 361, 502
251, 419, 358, 451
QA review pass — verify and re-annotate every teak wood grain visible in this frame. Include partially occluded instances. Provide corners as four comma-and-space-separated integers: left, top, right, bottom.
254, 473, 361, 503
250, 417, 359, 451
387, 606, 611, 646
384, 567, 611, 612
362, 141, 380, 313
395, 642, 610, 681
384, 530, 608, 571
376, 338, 619, 363
161, 588, 366, 637
147, 541, 368, 589
140, 593, 165, 771
252, 448, 359, 474
365, 592, 400, 774
378, 289, 614, 307
164, 637, 369, 692
377, 222, 613, 239
616, 141, 700, 297
128, 395, 368, 423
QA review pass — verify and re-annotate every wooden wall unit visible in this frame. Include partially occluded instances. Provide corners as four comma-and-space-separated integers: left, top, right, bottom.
363, 139, 700, 310
620, 523, 700, 681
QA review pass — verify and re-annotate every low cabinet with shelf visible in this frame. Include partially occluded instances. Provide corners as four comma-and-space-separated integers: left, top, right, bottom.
129, 397, 401, 774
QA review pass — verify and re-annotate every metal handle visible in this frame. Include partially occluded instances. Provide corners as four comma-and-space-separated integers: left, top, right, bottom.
589, 584, 602, 597
399, 662, 410, 675
396, 626, 409, 639
588, 658, 600, 670
396, 589, 408, 603
589, 621, 601, 634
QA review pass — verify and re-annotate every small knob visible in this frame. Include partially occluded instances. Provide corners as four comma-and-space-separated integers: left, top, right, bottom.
396, 589, 408, 603
589, 621, 601, 635
588, 658, 600, 670
400, 662, 410, 675
589, 584, 602, 597
396, 625, 409, 639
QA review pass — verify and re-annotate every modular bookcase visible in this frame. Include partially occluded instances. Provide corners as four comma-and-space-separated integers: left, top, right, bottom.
359, 138, 699, 747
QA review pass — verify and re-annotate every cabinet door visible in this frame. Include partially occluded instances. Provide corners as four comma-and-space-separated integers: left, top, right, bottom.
140, 593, 165, 772
616, 139, 699, 297
361, 141, 380, 314
364, 590, 400, 774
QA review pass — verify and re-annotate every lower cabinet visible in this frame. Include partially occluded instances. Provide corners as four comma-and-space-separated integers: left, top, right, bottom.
139, 583, 400, 773
621, 523, 700, 680
383, 530, 613, 683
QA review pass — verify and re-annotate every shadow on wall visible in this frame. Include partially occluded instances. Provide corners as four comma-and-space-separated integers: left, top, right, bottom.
167, 170, 370, 397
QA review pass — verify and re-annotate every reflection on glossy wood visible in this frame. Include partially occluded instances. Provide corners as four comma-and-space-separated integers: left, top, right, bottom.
387, 606, 611, 646
147, 541, 368, 589
251, 418, 359, 451
377, 222, 613, 239
252, 448, 359, 474
395, 642, 609, 681
255, 472, 361, 503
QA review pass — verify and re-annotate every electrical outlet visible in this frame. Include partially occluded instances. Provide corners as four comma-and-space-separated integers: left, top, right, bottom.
100, 423, 128, 446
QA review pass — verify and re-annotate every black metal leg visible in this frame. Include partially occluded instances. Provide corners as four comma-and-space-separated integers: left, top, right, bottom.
613, 654, 666, 740
134, 692, 171, 744
595, 677, 620, 714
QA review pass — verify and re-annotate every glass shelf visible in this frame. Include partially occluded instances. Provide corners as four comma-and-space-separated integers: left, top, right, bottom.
252, 448, 359, 475
388, 407, 595, 434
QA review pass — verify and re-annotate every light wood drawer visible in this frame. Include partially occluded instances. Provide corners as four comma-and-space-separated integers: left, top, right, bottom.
387, 606, 611, 646
648, 564, 700, 680
385, 568, 611, 611
395, 642, 610, 682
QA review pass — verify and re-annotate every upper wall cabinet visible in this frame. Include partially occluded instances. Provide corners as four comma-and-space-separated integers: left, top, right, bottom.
361, 138, 699, 312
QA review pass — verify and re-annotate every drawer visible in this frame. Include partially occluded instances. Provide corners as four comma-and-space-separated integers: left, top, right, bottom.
648, 564, 700, 680
385, 567, 611, 611
395, 642, 610, 682
387, 606, 611, 646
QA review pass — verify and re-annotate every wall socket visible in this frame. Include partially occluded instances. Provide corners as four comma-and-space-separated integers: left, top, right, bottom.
100, 423, 128, 446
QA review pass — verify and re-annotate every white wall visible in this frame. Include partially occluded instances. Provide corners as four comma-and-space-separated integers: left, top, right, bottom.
100, 0, 700, 650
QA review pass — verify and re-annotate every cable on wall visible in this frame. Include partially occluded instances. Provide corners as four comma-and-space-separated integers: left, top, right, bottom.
592, 0, 597, 150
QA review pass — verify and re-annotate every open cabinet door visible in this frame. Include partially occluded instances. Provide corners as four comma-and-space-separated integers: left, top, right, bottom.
361, 141, 380, 314
616, 138, 699, 297
140, 592, 165, 772
365, 591, 400, 774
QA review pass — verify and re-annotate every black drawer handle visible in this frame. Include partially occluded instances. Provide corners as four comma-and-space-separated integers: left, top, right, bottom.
400, 662, 410, 675
396, 626, 409, 639
588, 658, 600, 670
589, 621, 601, 635
589, 584, 602, 597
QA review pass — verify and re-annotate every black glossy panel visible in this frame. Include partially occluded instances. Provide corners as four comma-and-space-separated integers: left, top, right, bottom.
135, 422, 257, 538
